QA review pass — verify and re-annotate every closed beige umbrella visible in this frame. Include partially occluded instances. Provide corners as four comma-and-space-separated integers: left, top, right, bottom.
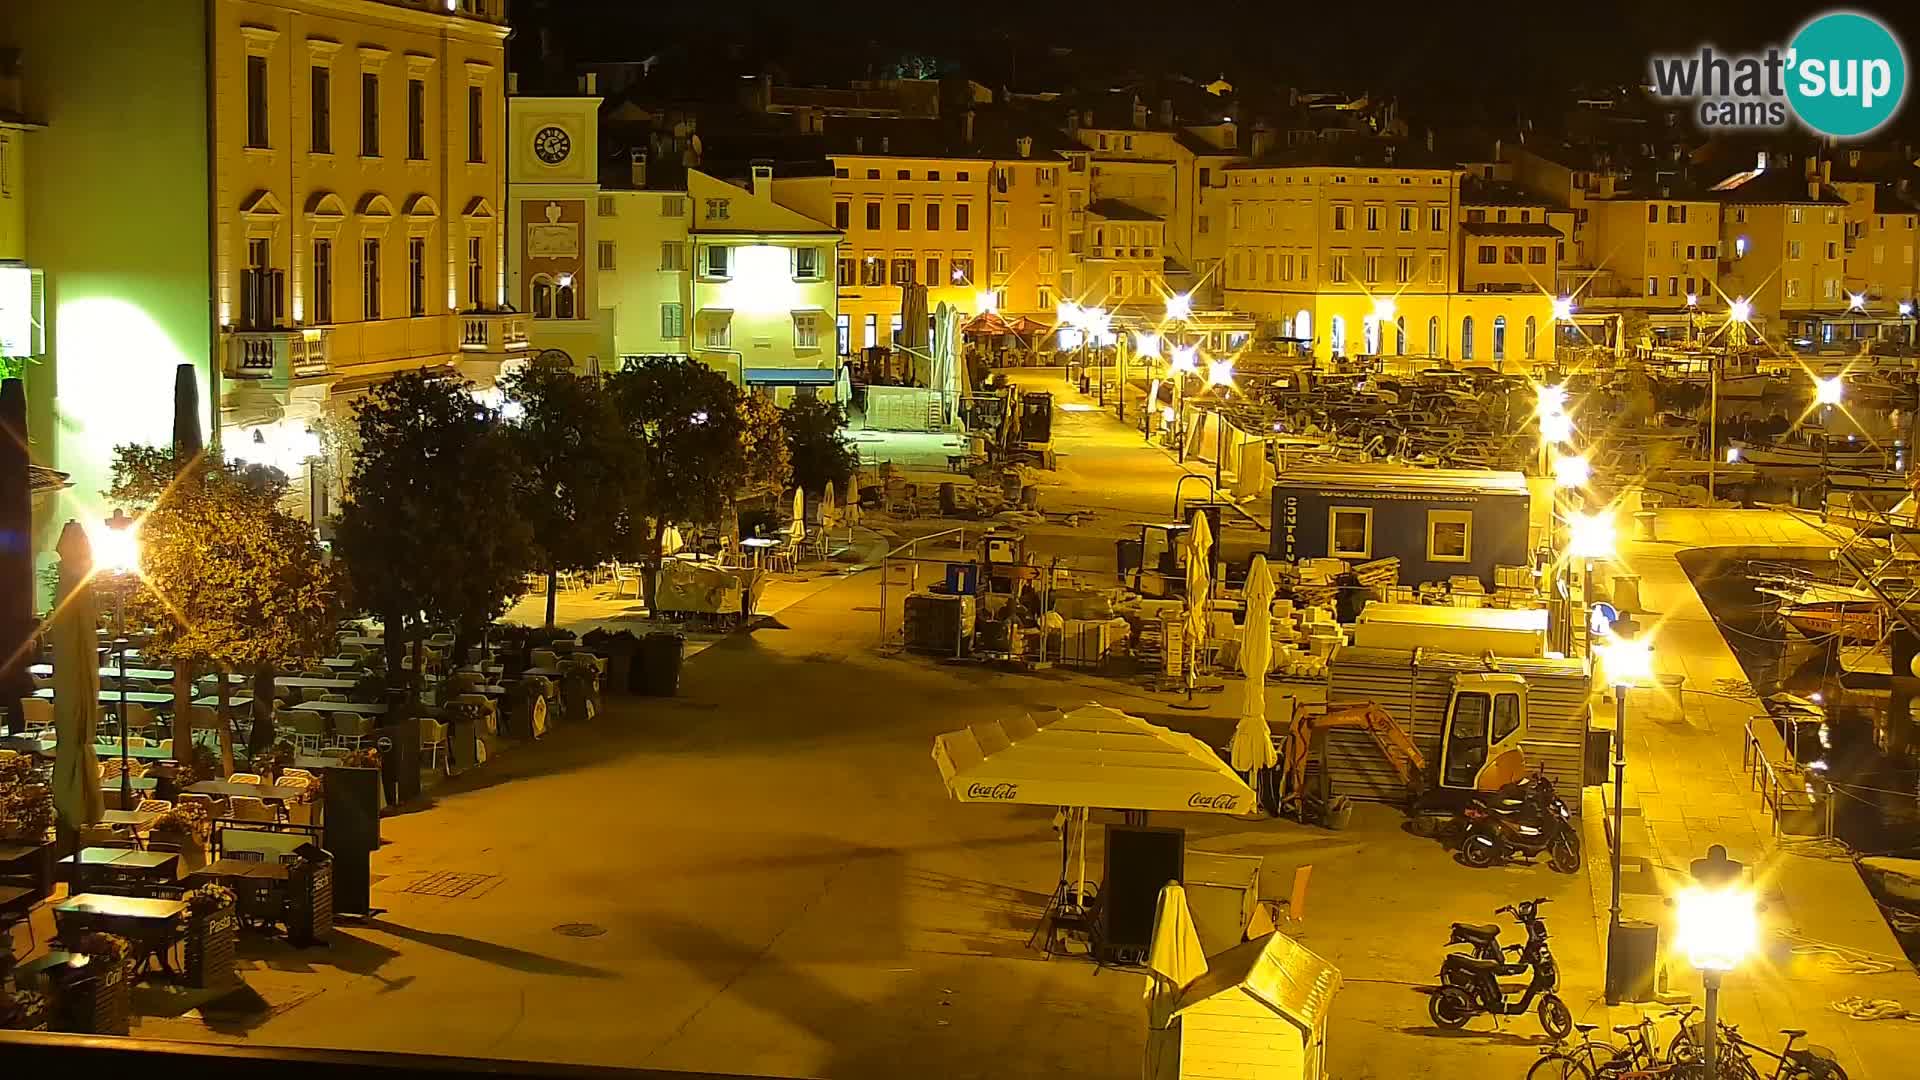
1232, 555, 1280, 805
1144, 883, 1208, 1080
51, 521, 104, 830
1183, 510, 1213, 692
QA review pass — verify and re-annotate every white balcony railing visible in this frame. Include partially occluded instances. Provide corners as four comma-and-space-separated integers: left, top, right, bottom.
460, 312, 530, 353
223, 329, 330, 381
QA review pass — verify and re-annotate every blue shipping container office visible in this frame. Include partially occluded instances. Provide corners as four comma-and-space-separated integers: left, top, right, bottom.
1270, 465, 1531, 588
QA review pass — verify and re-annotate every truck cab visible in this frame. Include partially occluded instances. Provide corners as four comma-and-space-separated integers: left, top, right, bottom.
1439, 673, 1529, 792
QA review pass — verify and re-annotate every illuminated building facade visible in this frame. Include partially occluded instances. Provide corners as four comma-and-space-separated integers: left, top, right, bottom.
7, 0, 511, 537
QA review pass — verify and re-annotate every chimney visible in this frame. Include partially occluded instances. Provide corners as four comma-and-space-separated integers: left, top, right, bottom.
1849, 148, 1862, 166
580, 71, 597, 95
963, 109, 975, 145
1425, 128, 1434, 152
630, 148, 648, 188
1493, 138, 1502, 163
506, 71, 519, 96
1016, 135, 1032, 159
1821, 159, 1831, 183
880, 135, 890, 154
1598, 175, 1615, 198
1066, 111, 1080, 136
1756, 150, 1768, 170
1250, 124, 1275, 158
750, 163, 773, 195
854, 135, 865, 153
1805, 156, 1818, 178
1158, 98, 1174, 128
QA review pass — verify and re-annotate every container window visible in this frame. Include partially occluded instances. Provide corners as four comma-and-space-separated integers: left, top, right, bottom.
1427, 510, 1472, 562
1329, 507, 1372, 559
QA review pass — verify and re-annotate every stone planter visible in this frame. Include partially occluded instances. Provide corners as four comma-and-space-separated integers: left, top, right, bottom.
184, 906, 238, 989
47, 958, 129, 1035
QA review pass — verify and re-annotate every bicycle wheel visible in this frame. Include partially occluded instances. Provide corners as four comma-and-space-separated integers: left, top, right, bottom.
1527, 1052, 1592, 1080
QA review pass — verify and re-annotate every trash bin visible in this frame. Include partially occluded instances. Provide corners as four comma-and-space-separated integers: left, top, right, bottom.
1605, 920, 1659, 1003
641, 632, 685, 696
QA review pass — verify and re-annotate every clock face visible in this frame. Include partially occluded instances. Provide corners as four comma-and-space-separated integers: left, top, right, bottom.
533, 125, 571, 165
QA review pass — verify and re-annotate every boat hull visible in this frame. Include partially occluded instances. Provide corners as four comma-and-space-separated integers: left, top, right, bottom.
1783, 603, 1883, 644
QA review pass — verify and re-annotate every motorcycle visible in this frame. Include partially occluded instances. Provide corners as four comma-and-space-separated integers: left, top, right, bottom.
1458, 781, 1581, 873
1410, 768, 1563, 843
1425, 898, 1572, 1039
1443, 896, 1547, 963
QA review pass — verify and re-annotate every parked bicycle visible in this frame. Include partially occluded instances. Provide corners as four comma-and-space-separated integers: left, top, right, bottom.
1667, 1018, 1848, 1080
1528, 1010, 1698, 1080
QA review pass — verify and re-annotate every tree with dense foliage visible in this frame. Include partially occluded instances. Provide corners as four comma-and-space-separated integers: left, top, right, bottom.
501, 364, 644, 627
737, 390, 792, 501
604, 357, 748, 604
334, 371, 535, 681
109, 449, 339, 764
783, 397, 860, 500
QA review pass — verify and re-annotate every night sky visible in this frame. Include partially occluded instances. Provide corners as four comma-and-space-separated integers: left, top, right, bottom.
517, 1, 1920, 137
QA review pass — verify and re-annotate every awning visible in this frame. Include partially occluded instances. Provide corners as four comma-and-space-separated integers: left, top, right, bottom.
744, 367, 837, 386
933, 703, 1258, 815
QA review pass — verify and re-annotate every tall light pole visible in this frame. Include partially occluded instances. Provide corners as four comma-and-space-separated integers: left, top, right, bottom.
1208, 358, 1235, 491
1599, 627, 1652, 1002
1676, 845, 1755, 1078
92, 510, 141, 807
1815, 375, 1844, 518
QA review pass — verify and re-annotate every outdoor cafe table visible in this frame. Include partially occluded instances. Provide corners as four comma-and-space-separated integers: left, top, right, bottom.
202, 673, 359, 691
192, 858, 290, 884
518, 667, 563, 679
186, 780, 306, 803
53, 893, 188, 975
291, 700, 389, 715
318, 658, 357, 669
21, 739, 173, 761
99, 809, 161, 833
101, 777, 159, 795
33, 689, 174, 707
61, 847, 179, 890
30, 664, 177, 682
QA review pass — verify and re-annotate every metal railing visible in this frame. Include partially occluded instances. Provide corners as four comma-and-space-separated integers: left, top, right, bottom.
1741, 716, 1822, 838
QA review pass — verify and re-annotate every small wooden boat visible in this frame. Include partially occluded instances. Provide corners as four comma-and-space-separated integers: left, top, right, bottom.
1729, 438, 1887, 469
1776, 581, 1885, 644
1860, 856, 1920, 908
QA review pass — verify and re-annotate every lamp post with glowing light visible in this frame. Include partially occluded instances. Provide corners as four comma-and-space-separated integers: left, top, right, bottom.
92, 510, 140, 806
1207, 358, 1235, 490
1565, 509, 1616, 656
1676, 846, 1755, 1077
1598, 625, 1652, 1002
1169, 344, 1199, 461
1814, 375, 1844, 514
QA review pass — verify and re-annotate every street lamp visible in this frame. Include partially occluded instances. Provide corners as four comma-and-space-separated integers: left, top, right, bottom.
1567, 510, 1617, 561
1814, 375, 1845, 407
1598, 626, 1652, 1002
1552, 452, 1591, 489
1539, 410, 1574, 447
1551, 295, 1575, 322
89, 510, 140, 807
1675, 846, 1755, 1077
1165, 292, 1192, 321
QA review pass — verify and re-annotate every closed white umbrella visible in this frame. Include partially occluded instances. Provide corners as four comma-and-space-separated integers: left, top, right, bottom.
820, 483, 838, 532
51, 521, 104, 830
1183, 511, 1212, 685
788, 487, 805, 542
1232, 555, 1280, 792
1144, 883, 1208, 1080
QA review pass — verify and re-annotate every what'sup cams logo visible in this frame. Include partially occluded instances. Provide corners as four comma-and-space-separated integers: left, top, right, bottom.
1650, 11, 1907, 138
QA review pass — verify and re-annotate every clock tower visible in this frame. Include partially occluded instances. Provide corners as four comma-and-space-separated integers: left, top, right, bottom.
505, 75, 611, 370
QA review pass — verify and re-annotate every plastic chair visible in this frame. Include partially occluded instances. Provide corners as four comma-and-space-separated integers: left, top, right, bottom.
530, 648, 559, 670
301, 686, 330, 703
228, 796, 275, 823
281, 768, 317, 782
135, 799, 172, 814
420, 717, 449, 770
332, 712, 372, 749
227, 772, 263, 785
178, 792, 221, 817
19, 697, 54, 731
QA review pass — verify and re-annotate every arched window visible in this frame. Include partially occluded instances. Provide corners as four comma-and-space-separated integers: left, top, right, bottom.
1396, 316, 1407, 356
531, 275, 554, 318
1427, 316, 1440, 357
1363, 317, 1380, 355
555, 279, 577, 319
1525, 316, 1538, 360
1293, 310, 1312, 343
1492, 315, 1507, 361
1461, 315, 1475, 360
1329, 315, 1347, 357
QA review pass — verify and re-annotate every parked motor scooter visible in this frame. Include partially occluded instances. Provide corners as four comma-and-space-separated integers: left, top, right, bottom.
1457, 780, 1580, 873
1424, 898, 1571, 1038
1410, 768, 1562, 842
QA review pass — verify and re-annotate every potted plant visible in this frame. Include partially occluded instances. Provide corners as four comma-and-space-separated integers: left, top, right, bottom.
0, 756, 55, 899
182, 883, 238, 988
48, 931, 132, 1035
148, 802, 211, 874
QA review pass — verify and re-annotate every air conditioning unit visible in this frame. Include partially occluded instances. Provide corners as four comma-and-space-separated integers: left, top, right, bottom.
0, 267, 42, 357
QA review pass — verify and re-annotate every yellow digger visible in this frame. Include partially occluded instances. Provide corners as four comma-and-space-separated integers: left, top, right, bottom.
1276, 673, 1530, 828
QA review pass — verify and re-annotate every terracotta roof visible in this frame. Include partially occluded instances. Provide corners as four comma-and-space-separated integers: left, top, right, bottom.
1086, 199, 1161, 222
822, 116, 1073, 162
1225, 140, 1458, 171
1461, 221, 1564, 238
1710, 168, 1850, 206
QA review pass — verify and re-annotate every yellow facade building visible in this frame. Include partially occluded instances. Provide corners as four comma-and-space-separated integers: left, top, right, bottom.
1831, 158, 1920, 340
1714, 161, 1849, 337
1220, 148, 1554, 367
507, 82, 610, 369
8, 0, 512, 534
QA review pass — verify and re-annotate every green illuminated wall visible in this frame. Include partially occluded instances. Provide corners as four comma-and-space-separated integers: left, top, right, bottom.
3, 0, 212, 568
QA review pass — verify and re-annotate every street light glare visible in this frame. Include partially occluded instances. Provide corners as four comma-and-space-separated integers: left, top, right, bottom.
1165, 293, 1192, 320
1539, 410, 1575, 445
1814, 376, 1844, 406
1135, 332, 1161, 357
1552, 453, 1591, 489
976, 290, 998, 313
1674, 883, 1757, 972
1685, 292, 1699, 307
1550, 295, 1575, 321
1170, 345, 1199, 374
1207, 359, 1235, 388
1848, 292, 1866, 311
1730, 297, 1753, 323
1371, 297, 1396, 322
1535, 383, 1569, 418
86, 517, 141, 575
1567, 510, 1617, 560
1599, 633, 1653, 687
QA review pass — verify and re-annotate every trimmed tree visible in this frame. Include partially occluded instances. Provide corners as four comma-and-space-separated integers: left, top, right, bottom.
333, 371, 535, 683
737, 390, 792, 502
501, 364, 643, 627
604, 357, 748, 605
0, 380, 31, 736
783, 397, 860, 500
110, 452, 339, 767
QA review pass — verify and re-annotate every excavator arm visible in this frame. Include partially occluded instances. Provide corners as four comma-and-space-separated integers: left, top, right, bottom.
1276, 701, 1429, 819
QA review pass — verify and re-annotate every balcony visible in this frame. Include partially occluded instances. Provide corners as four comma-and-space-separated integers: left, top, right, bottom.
459, 311, 530, 354
223, 328, 330, 382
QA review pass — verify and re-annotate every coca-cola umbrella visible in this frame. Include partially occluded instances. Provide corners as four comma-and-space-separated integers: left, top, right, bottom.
961, 311, 1013, 337
933, 703, 1258, 921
